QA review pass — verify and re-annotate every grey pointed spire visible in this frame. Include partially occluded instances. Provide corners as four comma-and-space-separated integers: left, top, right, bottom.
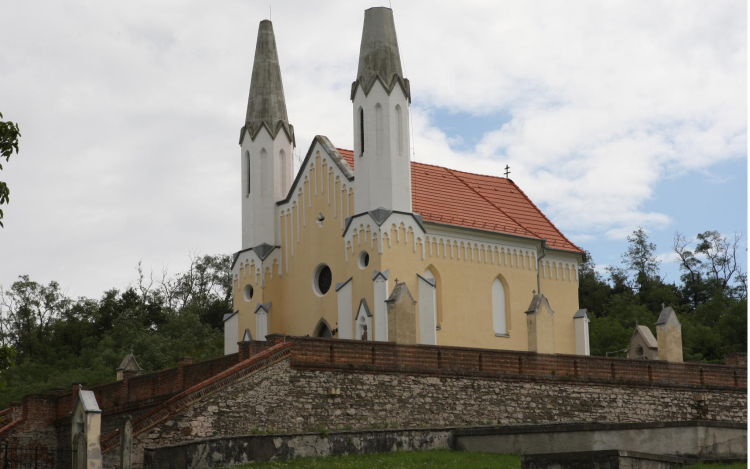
243, 20, 294, 144
351, 7, 410, 101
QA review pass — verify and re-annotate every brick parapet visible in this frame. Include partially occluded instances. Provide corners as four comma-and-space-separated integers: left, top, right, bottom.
724, 353, 747, 368
287, 337, 747, 391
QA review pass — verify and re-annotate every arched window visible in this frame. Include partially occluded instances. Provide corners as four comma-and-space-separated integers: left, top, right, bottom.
424, 267, 442, 328
492, 277, 507, 336
395, 105, 403, 156
276, 149, 287, 199
375, 104, 383, 156
314, 319, 333, 338
359, 107, 365, 156
260, 148, 269, 197
245, 151, 251, 194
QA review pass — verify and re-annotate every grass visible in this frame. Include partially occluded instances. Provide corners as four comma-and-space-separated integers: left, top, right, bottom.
687, 464, 747, 469
221, 451, 748, 469
224, 450, 520, 468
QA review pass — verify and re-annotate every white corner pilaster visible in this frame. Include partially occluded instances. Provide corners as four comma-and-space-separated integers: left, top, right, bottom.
574, 309, 590, 356
336, 278, 353, 340
372, 269, 389, 342
417, 274, 437, 345
223, 311, 239, 355
255, 302, 271, 341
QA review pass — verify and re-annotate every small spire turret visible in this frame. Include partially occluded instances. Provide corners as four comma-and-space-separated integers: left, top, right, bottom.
351, 7, 410, 102
244, 20, 294, 144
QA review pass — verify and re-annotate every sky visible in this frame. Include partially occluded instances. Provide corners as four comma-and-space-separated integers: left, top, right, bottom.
1, 0, 746, 300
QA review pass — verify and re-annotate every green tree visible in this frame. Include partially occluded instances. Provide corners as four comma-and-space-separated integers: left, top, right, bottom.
622, 227, 660, 291
0, 254, 227, 408
581, 227, 746, 361
0, 111, 21, 227
577, 250, 612, 317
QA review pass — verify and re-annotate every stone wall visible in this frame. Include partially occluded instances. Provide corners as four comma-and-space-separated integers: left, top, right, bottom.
128, 350, 745, 467
143, 428, 453, 469
0, 336, 745, 469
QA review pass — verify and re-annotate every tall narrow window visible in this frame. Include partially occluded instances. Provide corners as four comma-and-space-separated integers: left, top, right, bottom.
276, 149, 286, 199
492, 277, 507, 336
395, 105, 403, 156
245, 151, 251, 194
375, 104, 383, 156
261, 149, 269, 197
359, 107, 364, 156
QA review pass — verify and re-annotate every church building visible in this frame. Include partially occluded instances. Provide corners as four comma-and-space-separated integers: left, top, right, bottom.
224, 7, 588, 355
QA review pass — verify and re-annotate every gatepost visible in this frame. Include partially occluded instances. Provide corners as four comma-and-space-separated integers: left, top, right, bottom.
71, 388, 102, 469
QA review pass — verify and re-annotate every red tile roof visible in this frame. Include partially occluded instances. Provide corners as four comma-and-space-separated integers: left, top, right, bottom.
336, 149, 582, 254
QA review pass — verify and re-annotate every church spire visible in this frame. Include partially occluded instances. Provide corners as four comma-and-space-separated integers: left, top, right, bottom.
244, 20, 294, 144
351, 7, 410, 102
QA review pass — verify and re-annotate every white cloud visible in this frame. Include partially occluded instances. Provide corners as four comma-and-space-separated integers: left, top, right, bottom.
0, 0, 745, 297
656, 251, 680, 265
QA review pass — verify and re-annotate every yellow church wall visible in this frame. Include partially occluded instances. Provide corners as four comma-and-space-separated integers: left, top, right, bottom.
233, 144, 380, 342
377, 223, 581, 353
232, 141, 582, 354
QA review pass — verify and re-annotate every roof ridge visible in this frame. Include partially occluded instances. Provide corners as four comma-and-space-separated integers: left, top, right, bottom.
334, 148, 581, 254
502, 178, 582, 252
424, 161, 513, 180
441, 167, 538, 239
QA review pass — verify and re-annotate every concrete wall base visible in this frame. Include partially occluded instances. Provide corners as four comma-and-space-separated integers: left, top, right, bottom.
455, 420, 747, 460
143, 421, 746, 469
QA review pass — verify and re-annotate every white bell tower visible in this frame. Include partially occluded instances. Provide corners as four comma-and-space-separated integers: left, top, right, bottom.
351, 7, 411, 214
240, 20, 295, 249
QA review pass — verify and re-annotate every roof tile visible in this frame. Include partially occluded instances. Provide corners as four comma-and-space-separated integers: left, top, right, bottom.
336, 149, 581, 254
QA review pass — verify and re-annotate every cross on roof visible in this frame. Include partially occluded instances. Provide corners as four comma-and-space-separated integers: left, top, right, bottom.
504, 165, 511, 178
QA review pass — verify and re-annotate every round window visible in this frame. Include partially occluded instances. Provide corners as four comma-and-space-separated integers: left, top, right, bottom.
243, 285, 254, 302
313, 264, 332, 296
358, 251, 370, 269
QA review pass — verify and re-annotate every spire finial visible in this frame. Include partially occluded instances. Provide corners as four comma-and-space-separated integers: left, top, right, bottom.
352, 7, 409, 101
245, 20, 293, 144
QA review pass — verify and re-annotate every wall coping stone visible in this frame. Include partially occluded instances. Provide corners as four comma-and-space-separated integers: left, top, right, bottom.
454, 420, 747, 437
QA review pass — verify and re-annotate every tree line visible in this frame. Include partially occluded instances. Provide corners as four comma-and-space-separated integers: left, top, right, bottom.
0, 254, 231, 409
580, 228, 746, 361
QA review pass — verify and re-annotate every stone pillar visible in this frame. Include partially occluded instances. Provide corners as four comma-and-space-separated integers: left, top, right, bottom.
71, 390, 102, 469
9, 401, 21, 422
655, 305, 683, 362
177, 357, 193, 389
573, 309, 590, 356
119, 416, 134, 469
336, 278, 354, 339
525, 294, 555, 354
386, 281, 417, 344
265, 333, 287, 345
417, 274, 437, 345
372, 270, 390, 341
238, 329, 254, 361
121, 370, 137, 404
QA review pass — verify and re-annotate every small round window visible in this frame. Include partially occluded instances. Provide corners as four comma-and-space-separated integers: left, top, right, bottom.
358, 251, 370, 269
313, 264, 332, 296
243, 285, 254, 302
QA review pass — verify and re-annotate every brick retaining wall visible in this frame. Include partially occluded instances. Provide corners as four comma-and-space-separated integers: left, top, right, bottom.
0, 337, 744, 467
